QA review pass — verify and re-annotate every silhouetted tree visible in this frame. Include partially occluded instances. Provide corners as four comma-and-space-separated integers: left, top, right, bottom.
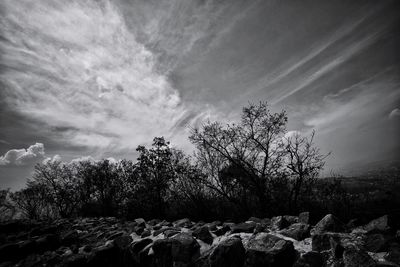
190, 102, 288, 215
135, 137, 175, 217
32, 160, 80, 217
11, 182, 53, 220
285, 130, 329, 212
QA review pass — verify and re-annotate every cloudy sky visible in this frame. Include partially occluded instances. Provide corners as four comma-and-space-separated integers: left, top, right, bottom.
1, 0, 399, 190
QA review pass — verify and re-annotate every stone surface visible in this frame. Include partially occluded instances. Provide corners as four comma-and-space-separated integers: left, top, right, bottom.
343, 247, 377, 267
312, 214, 345, 235
244, 233, 297, 267
280, 223, 311, 241
209, 236, 245, 267
192, 225, 213, 245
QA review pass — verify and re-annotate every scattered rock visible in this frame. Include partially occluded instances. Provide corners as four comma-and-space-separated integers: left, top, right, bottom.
271, 216, 290, 231
280, 223, 311, 241
209, 236, 245, 267
299, 212, 310, 224
312, 214, 345, 235
213, 225, 231, 236
193, 226, 213, 245
244, 233, 297, 267
363, 215, 393, 234
343, 247, 377, 267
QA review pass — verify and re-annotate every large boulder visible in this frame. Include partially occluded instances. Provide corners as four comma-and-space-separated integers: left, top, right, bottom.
311, 232, 365, 253
209, 236, 245, 267
311, 214, 345, 235
364, 233, 396, 252
280, 223, 311, 241
362, 215, 393, 234
153, 233, 200, 267
134, 218, 146, 227
343, 247, 376, 267
193, 226, 214, 245
244, 233, 297, 267
299, 212, 310, 225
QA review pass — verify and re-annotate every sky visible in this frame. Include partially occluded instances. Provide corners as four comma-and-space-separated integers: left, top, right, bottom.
1, 0, 399, 190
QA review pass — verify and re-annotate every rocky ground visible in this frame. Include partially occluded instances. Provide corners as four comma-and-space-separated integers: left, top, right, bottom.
0, 212, 399, 266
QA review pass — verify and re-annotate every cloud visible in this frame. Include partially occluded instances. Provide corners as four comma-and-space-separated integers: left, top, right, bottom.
0, 0, 215, 154
389, 108, 400, 119
0, 143, 45, 166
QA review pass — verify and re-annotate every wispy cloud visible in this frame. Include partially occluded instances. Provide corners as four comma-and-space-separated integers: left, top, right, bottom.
0, 0, 214, 153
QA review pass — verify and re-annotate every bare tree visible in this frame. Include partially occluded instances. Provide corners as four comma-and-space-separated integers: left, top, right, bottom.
190, 102, 288, 213
285, 130, 329, 212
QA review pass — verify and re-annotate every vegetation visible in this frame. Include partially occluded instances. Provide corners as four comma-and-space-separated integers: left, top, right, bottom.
1, 102, 398, 222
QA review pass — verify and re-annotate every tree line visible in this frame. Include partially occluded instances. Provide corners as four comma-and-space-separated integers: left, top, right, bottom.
1, 102, 351, 221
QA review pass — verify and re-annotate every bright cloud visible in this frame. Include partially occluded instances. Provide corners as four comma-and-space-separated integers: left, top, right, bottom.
0, 143, 45, 166
0, 0, 213, 153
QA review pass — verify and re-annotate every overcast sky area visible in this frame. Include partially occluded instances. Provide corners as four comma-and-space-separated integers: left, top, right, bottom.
1, 0, 400, 190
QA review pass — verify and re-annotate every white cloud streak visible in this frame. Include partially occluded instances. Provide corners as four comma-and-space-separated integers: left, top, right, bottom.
0, 0, 214, 153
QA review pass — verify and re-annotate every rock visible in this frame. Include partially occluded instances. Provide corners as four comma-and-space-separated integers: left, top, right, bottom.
284, 215, 299, 225
312, 214, 345, 235
135, 226, 145, 235
171, 233, 201, 264
280, 223, 311, 241
244, 233, 297, 267
147, 219, 160, 226
205, 221, 220, 232
113, 235, 132, 250
174, 218, 192, 228
153, 233, 200, 267
141, 229, 151, 238
343, 247, 376, 267
209, 236, 245, 267
131, 238, 153, 255
294, 251, 324, 267
135, 218, 146, 227
254, 223, 269, 234
299, 212, 310, 224
193, 226, 213, 245
165, 229, 181, 238
363, 215, 393, 234
312, 232, 366, 254
231, 222, 256, 234
364, 233, 395, 252
271, 216, 291, 230
213, 225, 231, 236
